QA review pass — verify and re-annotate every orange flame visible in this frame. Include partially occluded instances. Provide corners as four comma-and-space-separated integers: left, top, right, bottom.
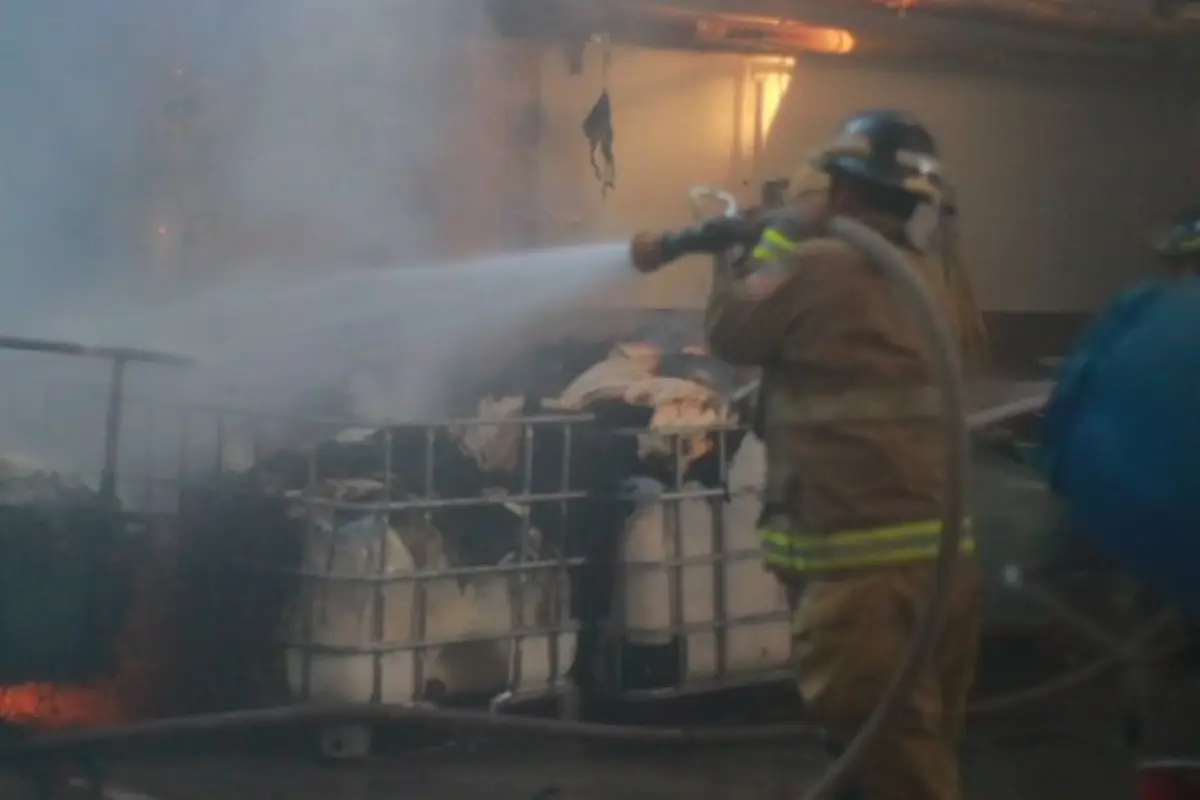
0, 537, 177, 731
0, 683, 125, 730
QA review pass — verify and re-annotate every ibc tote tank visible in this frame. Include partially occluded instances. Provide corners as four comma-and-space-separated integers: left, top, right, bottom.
1044, 278, 1200, 617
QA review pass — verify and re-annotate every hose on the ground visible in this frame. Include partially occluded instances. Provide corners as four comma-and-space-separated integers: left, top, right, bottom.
0, 611, 1178, 759
966, 605, 1177, 715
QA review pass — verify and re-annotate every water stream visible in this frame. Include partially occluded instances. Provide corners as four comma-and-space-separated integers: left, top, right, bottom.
0, 1, 645, 505
0, 243, 636, 503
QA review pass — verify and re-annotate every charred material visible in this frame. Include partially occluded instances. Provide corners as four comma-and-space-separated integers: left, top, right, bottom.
174, 337, 752, 709
0, 465, 137, 688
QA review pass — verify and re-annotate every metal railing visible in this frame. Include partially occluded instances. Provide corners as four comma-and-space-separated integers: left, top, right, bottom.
182, 409, 600, 712
0, 354, 1148, 717
0, 335, 194, 509
169, 405, 796, 708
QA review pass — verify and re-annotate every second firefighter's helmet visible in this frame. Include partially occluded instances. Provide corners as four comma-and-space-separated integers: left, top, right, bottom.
807, 109, 945, 206
1156, 206, 1200, 260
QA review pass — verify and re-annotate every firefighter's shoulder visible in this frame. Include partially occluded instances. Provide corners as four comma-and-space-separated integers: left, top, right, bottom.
791, 236, 859, 262
780, 236, 862, 278
753, 220, 856, 264
743, 236, 857, 301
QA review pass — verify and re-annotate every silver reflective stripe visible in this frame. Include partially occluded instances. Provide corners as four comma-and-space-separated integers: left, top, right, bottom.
765, 385, 943, 426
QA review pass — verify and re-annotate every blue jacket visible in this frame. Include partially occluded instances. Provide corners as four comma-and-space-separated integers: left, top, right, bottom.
1043, 278, 1200, 615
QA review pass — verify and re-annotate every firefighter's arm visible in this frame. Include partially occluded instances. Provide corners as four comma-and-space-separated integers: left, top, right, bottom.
703, 219, 835, 365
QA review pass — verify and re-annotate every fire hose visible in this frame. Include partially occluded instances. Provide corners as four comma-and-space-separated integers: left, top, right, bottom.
622, 186, 1182, 796
793, 215, 967, 800
0, 191, 1183, 797
0, 615, 1175, 754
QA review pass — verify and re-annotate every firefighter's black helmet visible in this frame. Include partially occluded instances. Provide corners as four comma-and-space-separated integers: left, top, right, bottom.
813, 109, 942, 202
1156, 205, 1200, 260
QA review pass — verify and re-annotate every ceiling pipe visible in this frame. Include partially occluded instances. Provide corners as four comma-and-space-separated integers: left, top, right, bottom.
621, 0, 1200, 65
621, 0, 1200, 42
690, 13, 857, 54
487, 0, 1200, 79
858, 0, 1200, 38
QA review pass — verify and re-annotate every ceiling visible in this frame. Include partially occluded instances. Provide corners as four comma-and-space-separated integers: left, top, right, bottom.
487, 0, 1200, 79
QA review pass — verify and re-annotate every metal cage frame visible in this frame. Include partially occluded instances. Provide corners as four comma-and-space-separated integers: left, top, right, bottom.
0, 352, 1169, 746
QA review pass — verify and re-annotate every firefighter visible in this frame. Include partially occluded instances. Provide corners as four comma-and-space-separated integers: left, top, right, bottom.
704, 109, 983, 800
1156, 205, 1200, 278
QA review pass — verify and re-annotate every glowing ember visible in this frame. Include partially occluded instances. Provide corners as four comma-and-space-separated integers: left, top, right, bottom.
0, 532, 177, 731
0, 682, 125, 730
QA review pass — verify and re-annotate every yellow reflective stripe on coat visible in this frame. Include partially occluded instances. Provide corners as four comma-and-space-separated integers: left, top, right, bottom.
751, 227, 802, 261
760, 518, 975, 572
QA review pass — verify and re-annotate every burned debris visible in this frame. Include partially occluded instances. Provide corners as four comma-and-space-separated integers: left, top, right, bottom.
174, 336, 758, 712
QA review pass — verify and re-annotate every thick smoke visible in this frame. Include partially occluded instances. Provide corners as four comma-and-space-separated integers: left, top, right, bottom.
0, 1, 631, 504
0, 1, 158, 322
0, 1, 456, 320
231, 1, 473, 270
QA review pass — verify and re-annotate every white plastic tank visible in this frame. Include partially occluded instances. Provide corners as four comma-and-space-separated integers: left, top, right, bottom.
460, 553, 577, 700
283, 512, 576, 705
283, 513, 434, 706
615, 434, 790, 687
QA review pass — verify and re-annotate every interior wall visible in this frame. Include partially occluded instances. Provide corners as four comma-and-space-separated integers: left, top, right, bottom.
530, 43, 1198, 313
533, 46, 749, 309
440, 38, 544, 259
761, 61, 1196, 312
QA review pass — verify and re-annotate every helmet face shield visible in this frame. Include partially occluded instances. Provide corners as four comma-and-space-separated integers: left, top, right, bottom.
806, 112, 949, 209
784, 111, 956, 214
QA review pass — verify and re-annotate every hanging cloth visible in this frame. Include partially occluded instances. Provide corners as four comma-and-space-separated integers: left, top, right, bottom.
581, 42, 615, 197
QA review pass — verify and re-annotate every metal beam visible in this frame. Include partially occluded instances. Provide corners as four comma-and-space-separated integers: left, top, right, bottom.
492, 0, 1200, 77
621, 0, 1200, 41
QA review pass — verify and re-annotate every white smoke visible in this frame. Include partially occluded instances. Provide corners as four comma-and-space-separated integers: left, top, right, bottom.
0, 1, 635, 506
2, 0, 497, 312
230, 1, 469, 269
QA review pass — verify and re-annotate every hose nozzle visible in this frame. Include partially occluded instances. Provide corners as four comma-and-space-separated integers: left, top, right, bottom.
628, 216, 761, 275
630, 231, 667, 274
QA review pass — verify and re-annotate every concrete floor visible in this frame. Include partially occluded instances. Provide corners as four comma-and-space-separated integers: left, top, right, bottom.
0, 706, 1138, 800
